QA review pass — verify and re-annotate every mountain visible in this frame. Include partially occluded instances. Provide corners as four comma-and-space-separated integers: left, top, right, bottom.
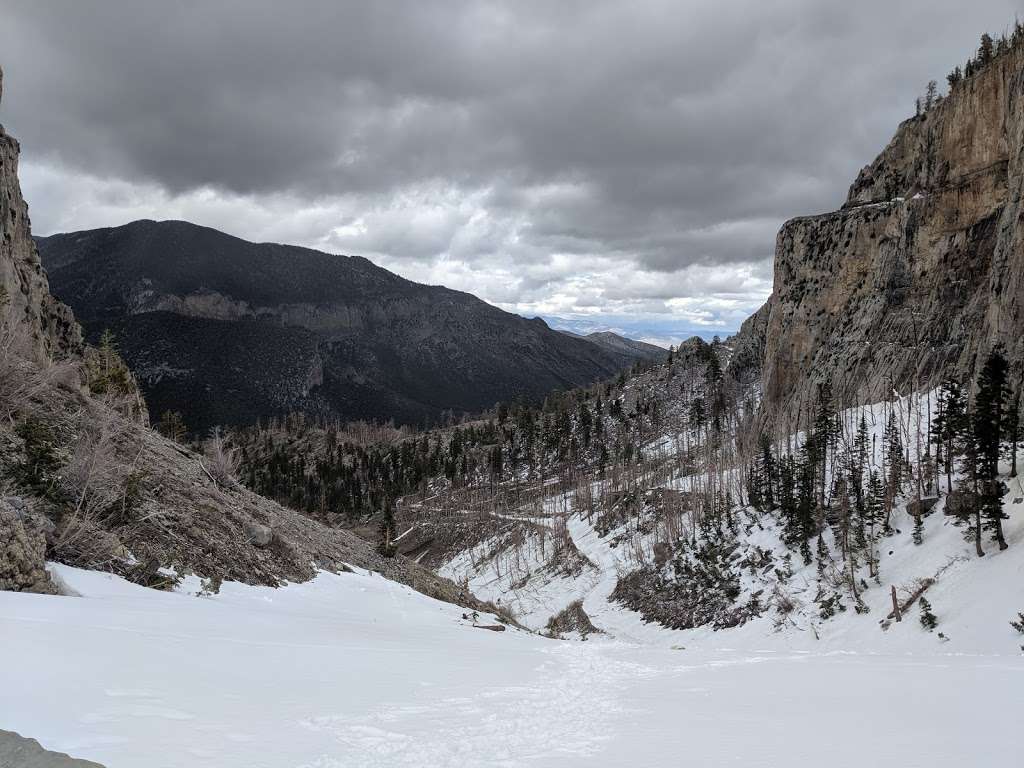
559, 330, 666, 366
36, 221, 651, 433
0, 65, 494, 613
740, 42, 1024, 426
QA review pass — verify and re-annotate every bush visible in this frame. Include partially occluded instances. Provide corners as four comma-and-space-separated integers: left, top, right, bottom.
13, 417, 62, 499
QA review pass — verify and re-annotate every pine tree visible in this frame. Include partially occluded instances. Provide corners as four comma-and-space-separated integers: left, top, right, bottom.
882, 409, 904, 532
746, 458, 764, 512
811, 381, 839, 511
758, 432, 776, 509
796, 448, 816, 564
864, 470, 884, 579
778, 454, 800, 544
912, 512, 924, 545
979, 33, 994, 65
378, 499, 397, 557
934, 380, 967, 493
919, 597, 937, 631
974, 348, 1009, 550
924, 80, 938, 112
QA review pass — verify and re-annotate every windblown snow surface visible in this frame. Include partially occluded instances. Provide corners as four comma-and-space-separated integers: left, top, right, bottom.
2, 548, 1023, 767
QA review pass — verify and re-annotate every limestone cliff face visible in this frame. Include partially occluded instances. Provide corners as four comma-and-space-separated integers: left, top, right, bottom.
749, 46, 1024, 425
0, 67, 82, 363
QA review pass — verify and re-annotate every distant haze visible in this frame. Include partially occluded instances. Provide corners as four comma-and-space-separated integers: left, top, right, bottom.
0, 1, 1017, 344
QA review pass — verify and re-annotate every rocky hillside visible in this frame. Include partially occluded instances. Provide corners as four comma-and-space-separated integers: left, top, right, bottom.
745, 41, 1024, 427
36, 220, 651, 433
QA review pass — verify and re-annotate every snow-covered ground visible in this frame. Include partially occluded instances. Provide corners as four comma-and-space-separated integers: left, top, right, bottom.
5, 390, 1024, 766
3, 559, 1023, 767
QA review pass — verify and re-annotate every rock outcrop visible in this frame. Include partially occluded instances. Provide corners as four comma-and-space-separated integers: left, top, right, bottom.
0, 66, 82, 364
0, 497, 57, 595
0, 730, 105, 768
744, 45, 1024, 426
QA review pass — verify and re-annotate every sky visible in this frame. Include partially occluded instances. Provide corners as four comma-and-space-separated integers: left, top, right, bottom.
0, 1, 1018, 346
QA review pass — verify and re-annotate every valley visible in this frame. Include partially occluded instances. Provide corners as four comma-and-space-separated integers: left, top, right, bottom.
3, 13, 1024, 768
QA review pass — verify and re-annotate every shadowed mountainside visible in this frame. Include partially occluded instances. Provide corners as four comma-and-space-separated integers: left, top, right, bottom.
38, 220, 652, 432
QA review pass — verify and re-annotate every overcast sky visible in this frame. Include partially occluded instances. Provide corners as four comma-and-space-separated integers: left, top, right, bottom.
0, 1, 1017, 345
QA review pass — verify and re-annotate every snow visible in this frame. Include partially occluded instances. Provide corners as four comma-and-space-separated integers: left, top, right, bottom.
4, 388, 1024, 766
2, 557, 1023, 767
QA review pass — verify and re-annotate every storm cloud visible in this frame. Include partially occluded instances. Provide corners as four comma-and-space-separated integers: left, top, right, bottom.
1, 0, 1017, 343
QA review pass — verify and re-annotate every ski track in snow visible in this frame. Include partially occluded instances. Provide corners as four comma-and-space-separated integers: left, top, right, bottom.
298, 644, 656, 768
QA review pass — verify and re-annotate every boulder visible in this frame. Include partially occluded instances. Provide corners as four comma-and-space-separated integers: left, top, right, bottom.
244, 521, 273, 548
907, 496, 939, 518
944, 490, 977, 518
0, 499, 57, 594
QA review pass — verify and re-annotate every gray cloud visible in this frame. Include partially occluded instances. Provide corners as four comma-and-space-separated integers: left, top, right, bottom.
1, 0, 1018, 337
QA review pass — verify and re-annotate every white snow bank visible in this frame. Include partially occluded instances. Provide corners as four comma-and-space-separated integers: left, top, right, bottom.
2, 563, 1022, 767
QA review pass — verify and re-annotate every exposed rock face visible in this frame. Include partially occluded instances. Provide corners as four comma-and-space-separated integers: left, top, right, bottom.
0, 67, 82, 364
37, 220, 652, 432
744, 46, 1024, 425
0, 497, 57, 595
0, 730, 105, 768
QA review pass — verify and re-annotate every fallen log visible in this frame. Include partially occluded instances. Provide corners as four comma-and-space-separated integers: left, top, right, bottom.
473, 623, 507, 632
887, 578, 935, 620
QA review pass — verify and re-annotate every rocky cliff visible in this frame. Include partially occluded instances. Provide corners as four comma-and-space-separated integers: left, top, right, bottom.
0, 67, 81, 364
746, 44, 1024, 426
37, 220, 651, 432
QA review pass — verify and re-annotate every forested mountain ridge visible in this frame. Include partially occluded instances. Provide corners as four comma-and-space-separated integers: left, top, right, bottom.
36, 219, 655, 433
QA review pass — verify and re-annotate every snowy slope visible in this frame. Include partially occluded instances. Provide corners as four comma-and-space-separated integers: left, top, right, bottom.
2, 564, 1022, 767
4, 388, 1024, 766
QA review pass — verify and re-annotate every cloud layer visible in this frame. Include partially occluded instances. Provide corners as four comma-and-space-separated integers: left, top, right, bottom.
2, 0, 1018, 343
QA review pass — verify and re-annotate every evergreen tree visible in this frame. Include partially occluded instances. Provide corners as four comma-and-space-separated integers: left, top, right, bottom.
811, 381, 839, 511
934, 380, 967, 493
746, 458, 763, 512
912, 512, 924, 545
978, 33, 994, 65
757, 432, 776, 509
778, 454, 800, 545
796, 448, 816, 564
974, 348, 1009, 550
378, 499, 397, 557
919, 597, 937, 631
882, 409, 904, 532
864, 470, 885, 579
